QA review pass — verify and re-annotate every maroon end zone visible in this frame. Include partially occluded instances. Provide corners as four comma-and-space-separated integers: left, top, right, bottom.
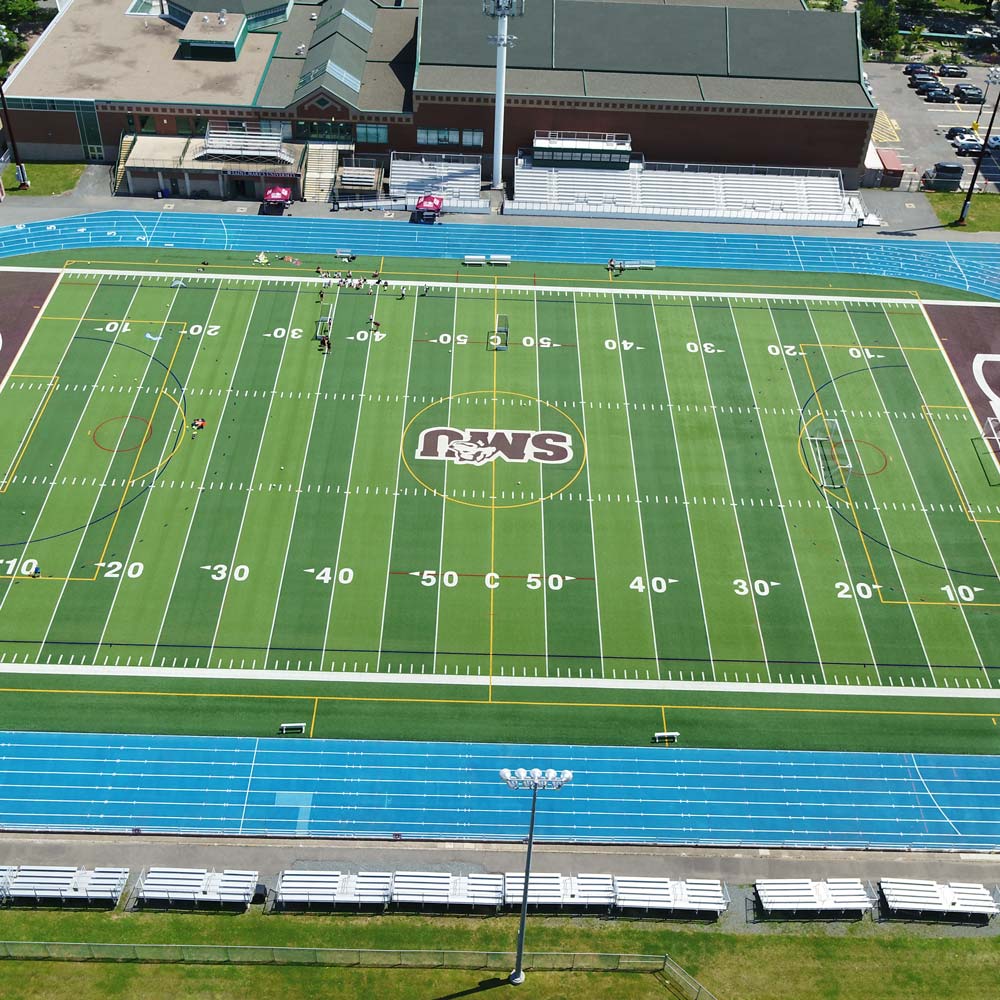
0, 269, 60, 381
925, 304, 1000, 458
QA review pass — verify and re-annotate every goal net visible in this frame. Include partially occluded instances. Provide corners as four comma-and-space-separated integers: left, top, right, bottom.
487, 314, 509, 352
807, 417, 852, 489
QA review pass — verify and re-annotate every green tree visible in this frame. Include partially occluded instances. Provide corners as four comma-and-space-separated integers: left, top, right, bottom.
903, 23, 926, 55
824, 0, 843, 11
0, 0, 36, 25
897, 0, 934, 18
860, 0, 901, 52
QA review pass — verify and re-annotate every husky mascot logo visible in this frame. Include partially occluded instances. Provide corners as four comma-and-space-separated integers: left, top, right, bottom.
417, 427, 574, 466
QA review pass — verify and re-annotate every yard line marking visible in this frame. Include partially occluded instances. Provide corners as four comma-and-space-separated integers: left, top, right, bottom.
571, 292, 606, 677
432, 287, 459, 676
688, 300, 770, 676
649, 299, 714, 677
811, 321, 934, 675
533, 287, 550, 680
319, 285, 381, 672
38, 285, 176, 658
0, 376, 60, 494
150, 281, 264, 665
207, 285, 301, 664
263, 286, 341, 669
375, 288, 419, 671
743, 301, 824, 676
610, 297, 660, 679
797, 304, 880, 683
879, 304, 992, 658
93, 282, 223, 663
0, 279, 135, 600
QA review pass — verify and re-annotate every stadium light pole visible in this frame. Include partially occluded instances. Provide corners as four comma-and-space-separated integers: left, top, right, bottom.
483, 0, 524, 193
499, 766, 572, 986
958, 68, 1000, 226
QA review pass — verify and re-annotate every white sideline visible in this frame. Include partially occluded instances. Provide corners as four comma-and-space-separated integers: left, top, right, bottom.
1, 265, 999, 308
0, 662, 997, 698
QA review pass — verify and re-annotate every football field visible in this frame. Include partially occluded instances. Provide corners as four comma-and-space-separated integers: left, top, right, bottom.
1, 265, 999, 693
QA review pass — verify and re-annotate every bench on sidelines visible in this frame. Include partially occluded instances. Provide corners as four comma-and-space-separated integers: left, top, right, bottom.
653, 731, 679, 744
278, 722, 306, 735
335, 249, 356, 261
489, 254, 511, 266
620, 260, 656, 270
463, 254, 487, 266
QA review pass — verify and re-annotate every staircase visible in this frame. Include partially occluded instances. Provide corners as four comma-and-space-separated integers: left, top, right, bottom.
302, 142, 342, 203
111, 132, 136, 195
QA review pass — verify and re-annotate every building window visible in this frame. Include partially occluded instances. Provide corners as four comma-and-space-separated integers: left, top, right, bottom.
356, 123, 388, 144
417, 128, 460, 146
461, 129, 483, 147
314, 96, 331, 110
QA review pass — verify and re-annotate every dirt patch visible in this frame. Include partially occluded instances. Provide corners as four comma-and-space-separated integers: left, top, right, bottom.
0, 270, 59, 380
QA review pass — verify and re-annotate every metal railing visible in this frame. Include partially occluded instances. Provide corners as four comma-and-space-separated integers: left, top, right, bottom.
0, 940, 667, 972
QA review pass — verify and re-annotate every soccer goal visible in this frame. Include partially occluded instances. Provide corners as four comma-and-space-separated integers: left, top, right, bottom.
487, 314, 509, 352
807, 417, 853, 489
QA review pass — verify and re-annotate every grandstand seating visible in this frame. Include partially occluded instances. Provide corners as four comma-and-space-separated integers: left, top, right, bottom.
613, 877, 729, 916
508, 156, 867, 227
879, 878, 999, 919
755, 878, 873, 915
195, 122, 293, 164
134, 867, 258, 909
388, 152, 489, 211
334, 871, 394, 909
0, 866, 129, 907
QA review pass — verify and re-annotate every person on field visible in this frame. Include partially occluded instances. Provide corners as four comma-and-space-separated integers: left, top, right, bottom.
191, 417, 207, 439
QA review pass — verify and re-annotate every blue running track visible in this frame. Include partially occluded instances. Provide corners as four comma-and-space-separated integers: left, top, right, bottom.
0, 211, 998, 299
1, 732, 997, 850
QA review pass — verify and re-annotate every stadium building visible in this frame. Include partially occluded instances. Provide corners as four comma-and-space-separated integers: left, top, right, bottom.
0, 0, 876, 203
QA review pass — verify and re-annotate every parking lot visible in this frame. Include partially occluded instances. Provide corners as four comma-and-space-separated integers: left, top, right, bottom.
865, 61, 999, 191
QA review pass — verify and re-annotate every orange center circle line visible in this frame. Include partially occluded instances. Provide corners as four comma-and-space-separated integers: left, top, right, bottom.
400, 389, 588, 510
92, 415, 152, 454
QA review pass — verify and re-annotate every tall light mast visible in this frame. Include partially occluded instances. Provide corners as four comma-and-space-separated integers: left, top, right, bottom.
483, 0, 524, 192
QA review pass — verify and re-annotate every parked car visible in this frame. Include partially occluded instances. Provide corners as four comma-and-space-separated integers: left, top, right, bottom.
946, 125, 976, 140
922, 161, 964, 191
903, 62, 932, 75
966, 26, 992, 39
955, 138, 985, 155
916, 80, 946, 94
909, 73, 937, 89
986, 136, 1000, 150
955, 89, 986, 104
925, 89, 955, 103
937, 64, 968, 78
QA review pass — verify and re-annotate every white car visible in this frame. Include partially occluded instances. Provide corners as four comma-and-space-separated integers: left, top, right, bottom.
954, 138, 985, 155
966, 26, 992, 39
987, 136, 1000, 150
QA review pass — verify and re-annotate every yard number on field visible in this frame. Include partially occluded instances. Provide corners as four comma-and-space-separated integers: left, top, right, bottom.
96, 560, 144, 579
201, 563, 249, 581
306, 567, 354, 585
0, 558, 38, 576
734, 578, 780, 596
629, 575, 677, 593
942, 584, 982, 603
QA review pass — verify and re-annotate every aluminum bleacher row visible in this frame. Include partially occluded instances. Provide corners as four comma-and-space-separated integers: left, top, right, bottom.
507, 156, 868, 228
755, 878, 874, 916
0, 865, 128, 907
133, 867, 259, 910
273, 869, 728, 916
879, 879, 1000, 920
387, 152, 490, 213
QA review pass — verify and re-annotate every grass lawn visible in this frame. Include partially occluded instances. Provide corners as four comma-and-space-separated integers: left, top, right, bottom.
926, 191, 1000, 233
2, 909, 1000, 1000
1, 162, 85, 197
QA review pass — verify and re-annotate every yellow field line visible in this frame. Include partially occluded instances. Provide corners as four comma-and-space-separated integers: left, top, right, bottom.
90, 328, 186, 579
309, 696, 319, 738
0, 375, 59, 493
1, 685, 998, 719
660, 706, 667, 739
131, 391, 187, 482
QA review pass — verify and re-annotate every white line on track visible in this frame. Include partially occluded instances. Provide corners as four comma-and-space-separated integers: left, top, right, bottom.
206, 285, 300, 664
571, 292, 606, 677
149, 283, 263, 666
688, 301, 771, 677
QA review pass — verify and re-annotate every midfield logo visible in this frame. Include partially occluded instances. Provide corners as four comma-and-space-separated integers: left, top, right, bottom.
416, 427, 574, 466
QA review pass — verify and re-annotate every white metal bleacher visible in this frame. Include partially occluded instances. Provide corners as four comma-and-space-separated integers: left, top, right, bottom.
389, 152, 488, 210
880, 878, 999, 917
1, 865, 129, 906
274, 870, 343, 907
756, 878, 872, 914
196, 122, 293, 164
504, 872, 565, 907
613, 877, 728, 915
135, 867, 257, 908
335, 871, 393, 907
508, 156, 866, 228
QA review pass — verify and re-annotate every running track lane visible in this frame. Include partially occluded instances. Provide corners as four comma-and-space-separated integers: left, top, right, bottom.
0, 212, 998, 300
0, 732, 997, 849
